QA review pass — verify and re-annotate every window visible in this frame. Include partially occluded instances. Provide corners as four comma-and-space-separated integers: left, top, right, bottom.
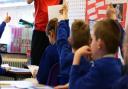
0, 0, 24, 3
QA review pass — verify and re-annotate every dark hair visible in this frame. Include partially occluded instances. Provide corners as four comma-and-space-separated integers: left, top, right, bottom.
71, 19, 90, 49
46, 18, 58, 36
94, 19, 121, 54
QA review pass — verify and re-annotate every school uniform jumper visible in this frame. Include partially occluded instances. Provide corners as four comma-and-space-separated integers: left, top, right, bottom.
36, 44, 59, 84
57, 20, 91, 85
112, 64, 128, 89
69, 57, 122, 89
0, 21, 7, 75
56, 20, 73, 85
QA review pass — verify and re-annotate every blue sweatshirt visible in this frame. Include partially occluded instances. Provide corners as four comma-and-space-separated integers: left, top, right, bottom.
36, 44, 59, 84
113, 75, 128, 89
57, 20, 73, 84
0, 21, 6, 75
115, 20, 125, 57
69, 57, 122, 89
0, 21, 6, 38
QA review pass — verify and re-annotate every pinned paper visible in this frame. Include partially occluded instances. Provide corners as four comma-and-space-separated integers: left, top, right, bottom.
88, 0, 96, 5
87, 7, 96, 15
105, 0, 127, 4
98, 10, 106, 14
96, 1, 104, 8
48, 5, 63, 20
89, 14, 98, 20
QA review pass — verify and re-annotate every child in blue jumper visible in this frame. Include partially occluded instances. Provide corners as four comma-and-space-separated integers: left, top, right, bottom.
69, 19, 122, 89
106, 4, 125, 58
36, 18, 59, 85
0, 13, 11, 75
112, 25, 128, 89
56, 2, 91, 85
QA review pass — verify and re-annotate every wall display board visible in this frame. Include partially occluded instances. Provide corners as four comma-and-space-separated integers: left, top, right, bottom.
105, 0, 127, 28
86, 0, 107, 21
85, 0, 127, 28
9, 25, 32, 53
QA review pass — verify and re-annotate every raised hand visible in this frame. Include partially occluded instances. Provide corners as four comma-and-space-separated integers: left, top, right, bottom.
4, 13, 11, 23
59, 0, 68, 20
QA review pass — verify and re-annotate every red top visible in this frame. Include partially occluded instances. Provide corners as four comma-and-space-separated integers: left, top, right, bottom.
34, 0, 60, 31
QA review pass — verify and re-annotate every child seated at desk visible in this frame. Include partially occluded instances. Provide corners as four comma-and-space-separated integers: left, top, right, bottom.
69, 19, 122, 89
55, 0, 91, 85
0, 13, 11, 75
112, 25, 128, 89
36, 18, 59, 85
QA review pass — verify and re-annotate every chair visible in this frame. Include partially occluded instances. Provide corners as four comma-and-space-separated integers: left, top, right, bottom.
47, 63, 60, 86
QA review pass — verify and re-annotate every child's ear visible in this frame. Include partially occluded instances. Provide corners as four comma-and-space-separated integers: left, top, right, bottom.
49, 31, 54, 38
68, 36, 73, 45
97, 39, 105, 49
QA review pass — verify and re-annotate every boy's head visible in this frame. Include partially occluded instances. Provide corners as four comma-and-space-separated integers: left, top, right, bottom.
46, 18, 58, 44
91, 19, 121, 59
70, 19, 90, 50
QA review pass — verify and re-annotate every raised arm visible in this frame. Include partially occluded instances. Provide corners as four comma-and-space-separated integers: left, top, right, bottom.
0, 13, 11, 38
26, 0, 34, 4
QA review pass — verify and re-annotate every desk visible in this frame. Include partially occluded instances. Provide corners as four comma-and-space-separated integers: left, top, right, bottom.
0, 81, 53, 89
6, 67, 32, 80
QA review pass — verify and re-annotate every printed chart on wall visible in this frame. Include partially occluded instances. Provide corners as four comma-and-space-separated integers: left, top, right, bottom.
105, 0, 127, 28
85, 0, 128, 28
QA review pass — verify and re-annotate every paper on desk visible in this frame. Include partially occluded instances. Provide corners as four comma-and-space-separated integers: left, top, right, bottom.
12, 81, 33, 88
37, 86, 54, 89
0, 81, 53, 89
28, 65, 39, 77
1, 64, 11, 71
1, 64, 9, 68
9, 67, 30, 72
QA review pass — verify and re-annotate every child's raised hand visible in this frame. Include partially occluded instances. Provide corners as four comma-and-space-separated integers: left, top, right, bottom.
4, 13, 11, 23
59, 0, 68, 20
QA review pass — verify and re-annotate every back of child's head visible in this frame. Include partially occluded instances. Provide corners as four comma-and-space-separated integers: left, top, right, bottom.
71, 19, 90, 50
46, 18, 58, 36
94, 19, 121, 54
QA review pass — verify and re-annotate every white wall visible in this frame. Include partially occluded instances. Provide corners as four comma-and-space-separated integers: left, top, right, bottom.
0, 3, 34, 52
68, 0, 85, 27
0, 3, 34, 24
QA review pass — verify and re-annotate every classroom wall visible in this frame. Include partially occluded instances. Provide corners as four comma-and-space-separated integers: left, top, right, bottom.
0, 3, 34, 24
68, 0, 85, 27
0, 3, 34, 53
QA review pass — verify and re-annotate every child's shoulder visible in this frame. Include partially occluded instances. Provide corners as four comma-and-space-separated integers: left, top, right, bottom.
94, 57, 121, 69
45, 44, 58, 52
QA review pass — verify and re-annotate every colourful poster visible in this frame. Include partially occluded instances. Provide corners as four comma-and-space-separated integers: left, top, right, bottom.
86, 0, 127, 28
86, 0, 107, 21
